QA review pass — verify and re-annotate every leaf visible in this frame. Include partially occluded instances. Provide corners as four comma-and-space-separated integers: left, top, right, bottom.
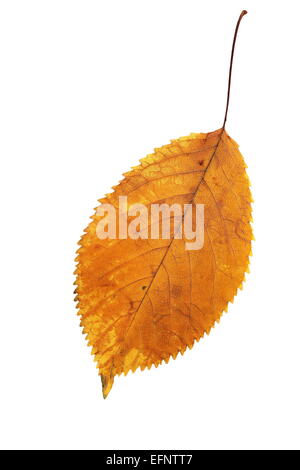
75, 128, 253, 397
74, 10, 251, 397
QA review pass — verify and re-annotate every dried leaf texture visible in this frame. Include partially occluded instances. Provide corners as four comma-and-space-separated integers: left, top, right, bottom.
75, 129, 252, 397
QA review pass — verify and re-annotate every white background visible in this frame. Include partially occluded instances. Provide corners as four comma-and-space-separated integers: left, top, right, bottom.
0, 0, 299, 450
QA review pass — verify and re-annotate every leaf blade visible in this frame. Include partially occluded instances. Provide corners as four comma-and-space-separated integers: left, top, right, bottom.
75, 129, 252, 397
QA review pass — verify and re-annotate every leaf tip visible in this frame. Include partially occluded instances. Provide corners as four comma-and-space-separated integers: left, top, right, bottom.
101, 374, 114, 399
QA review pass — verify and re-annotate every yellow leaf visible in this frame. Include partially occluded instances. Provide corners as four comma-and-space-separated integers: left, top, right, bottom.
74, 11, 252, 398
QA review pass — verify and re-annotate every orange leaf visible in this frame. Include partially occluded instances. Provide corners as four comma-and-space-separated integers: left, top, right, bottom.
74, 10, 252, 398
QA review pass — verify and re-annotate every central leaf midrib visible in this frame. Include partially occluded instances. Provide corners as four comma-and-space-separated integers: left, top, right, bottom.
123, 129, 225, 339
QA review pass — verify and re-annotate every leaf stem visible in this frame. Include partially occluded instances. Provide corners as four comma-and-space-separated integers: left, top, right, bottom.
222, 10, 247, 129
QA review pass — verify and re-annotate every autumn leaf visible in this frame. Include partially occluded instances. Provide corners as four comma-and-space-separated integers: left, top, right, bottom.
74, 11, 252, 398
